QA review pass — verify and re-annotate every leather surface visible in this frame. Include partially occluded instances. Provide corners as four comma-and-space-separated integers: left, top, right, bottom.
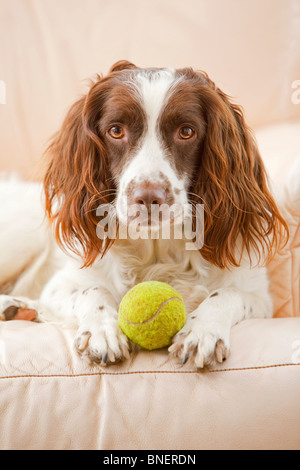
0, 318, 299, 449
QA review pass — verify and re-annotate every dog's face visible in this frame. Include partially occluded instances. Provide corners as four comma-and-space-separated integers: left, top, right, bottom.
98, 67, 206, 225
44, 61, 286, 268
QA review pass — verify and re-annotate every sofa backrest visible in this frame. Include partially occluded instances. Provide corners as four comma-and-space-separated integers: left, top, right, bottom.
0, 0, 299, 178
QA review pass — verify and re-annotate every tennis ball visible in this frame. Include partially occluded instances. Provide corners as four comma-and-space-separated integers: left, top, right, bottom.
118, 281, 186, 350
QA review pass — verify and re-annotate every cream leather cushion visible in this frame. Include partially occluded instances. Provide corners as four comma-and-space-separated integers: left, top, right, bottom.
0, 318, 299, 450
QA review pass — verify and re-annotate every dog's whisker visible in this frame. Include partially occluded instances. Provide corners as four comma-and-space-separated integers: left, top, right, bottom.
83, 193, 117, 211
84, 200, 117, 215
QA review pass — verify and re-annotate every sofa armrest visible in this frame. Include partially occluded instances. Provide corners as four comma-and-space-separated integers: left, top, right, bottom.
0, 318, 299, 450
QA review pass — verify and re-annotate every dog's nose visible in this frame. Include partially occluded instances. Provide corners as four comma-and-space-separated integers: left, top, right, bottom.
132, 185, 166, 207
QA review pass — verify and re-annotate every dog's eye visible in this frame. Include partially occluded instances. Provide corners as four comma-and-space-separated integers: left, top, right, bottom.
178, 126, 195, 140
108, 126, 124, 139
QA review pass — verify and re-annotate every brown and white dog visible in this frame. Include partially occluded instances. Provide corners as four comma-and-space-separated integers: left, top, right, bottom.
0, 61, 287, 367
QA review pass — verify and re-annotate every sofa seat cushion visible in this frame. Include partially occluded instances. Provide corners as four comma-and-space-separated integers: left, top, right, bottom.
0, 318, 300, 450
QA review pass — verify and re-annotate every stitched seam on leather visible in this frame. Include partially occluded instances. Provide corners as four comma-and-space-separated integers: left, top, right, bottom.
0, 362, 299, 379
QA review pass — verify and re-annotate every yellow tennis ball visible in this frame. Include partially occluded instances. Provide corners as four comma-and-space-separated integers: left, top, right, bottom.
118, 281, 186, 350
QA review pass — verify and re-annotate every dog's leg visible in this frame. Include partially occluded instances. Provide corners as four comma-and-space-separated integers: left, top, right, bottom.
40, 271, 130, 365
169, 285, 273, 368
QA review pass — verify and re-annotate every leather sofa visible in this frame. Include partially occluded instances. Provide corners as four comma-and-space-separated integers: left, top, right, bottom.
0, 0, 299, 450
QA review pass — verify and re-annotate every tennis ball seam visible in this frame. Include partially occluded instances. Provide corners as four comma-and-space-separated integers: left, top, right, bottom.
120, 297, 183, 326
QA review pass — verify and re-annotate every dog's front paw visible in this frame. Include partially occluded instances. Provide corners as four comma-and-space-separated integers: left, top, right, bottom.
168, 315, 230, 368
74, 319, 131, 366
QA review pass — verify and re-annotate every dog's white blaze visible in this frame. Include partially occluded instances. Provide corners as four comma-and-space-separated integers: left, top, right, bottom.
117, 69, 187, 221
137, 70, 175, 138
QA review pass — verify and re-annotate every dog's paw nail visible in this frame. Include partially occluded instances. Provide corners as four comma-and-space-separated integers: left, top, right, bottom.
215, 339, 228, 363
182, 354, 189, 365
75, 331, 91, 351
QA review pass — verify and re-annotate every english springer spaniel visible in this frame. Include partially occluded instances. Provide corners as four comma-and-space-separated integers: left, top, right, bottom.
0, 61, 287, 368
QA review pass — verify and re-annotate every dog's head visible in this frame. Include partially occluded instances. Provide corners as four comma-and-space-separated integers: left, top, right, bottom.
44, 60, 287, 267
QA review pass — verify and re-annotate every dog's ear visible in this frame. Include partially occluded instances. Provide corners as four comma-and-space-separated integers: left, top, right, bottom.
109, 60, 137, 73
191, 72, 288, 268
43, 75, 116, 267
